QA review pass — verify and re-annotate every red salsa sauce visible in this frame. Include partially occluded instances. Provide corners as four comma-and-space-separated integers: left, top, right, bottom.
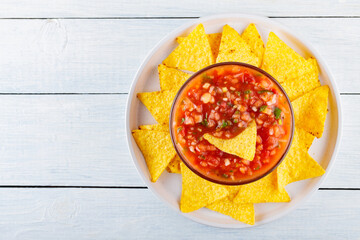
171, 64, 292, 183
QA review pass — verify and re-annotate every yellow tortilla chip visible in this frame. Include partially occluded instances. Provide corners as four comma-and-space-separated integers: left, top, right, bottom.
233, 171, 290, 204
177, 33, 222, 61
207, 199, 254, 225
281, 58, 321, 101
137, 90, 177, 125
132, 130, 176, 182
292, 85, 329, 138
180, 163, 228, 213
158, 64, 191, 91
262, 32, 313, 83
163, 24, 214, 72
241, 23, 265, 65
166, 154, 182, 174
203, 121, 256, 161
139, 124, 169, 132
277, 127, 325, 190
216, 25, 260, 67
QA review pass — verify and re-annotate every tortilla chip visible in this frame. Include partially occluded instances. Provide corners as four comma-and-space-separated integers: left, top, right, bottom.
139, 124, 169, 132
277, 127, 325, 190
262, 32, 313, 83
163, 24, 214, 72
216, 25, 260, 67
292, 85, 329, 138
180, 163, 228, 213
207, 199, 254, 225
158, 64, 191, 91
166, 154, 182, 174
281, 58, 321, 101
203, 121, 256, 161
233, 171, 290, 204
177, 33, 222, 61
132, 130, 176, 182
241, 23, 265, 65
137, 90, 177, 125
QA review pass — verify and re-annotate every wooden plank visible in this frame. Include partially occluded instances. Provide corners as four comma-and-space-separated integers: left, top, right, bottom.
0, 188, 358, 239
0, 94, 356, 188
0, 18, 357, 93
0, 0, 359, 18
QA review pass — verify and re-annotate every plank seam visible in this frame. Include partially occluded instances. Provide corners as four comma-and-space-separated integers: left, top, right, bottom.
0, 186, 357, 190
0, 16, 357, 20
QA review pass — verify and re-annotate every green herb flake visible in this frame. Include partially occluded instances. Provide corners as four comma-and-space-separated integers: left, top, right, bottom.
236, 91, 241, 96
222, 173, 229, 178
233, 119, 238, 123
274, 107, 282, 119
201, 118, 208, 126
244, 90, 252, 94
259, 105, 267, 112
177, 127, 182, 133
181, 118, 185, 123
257, 90, 273, 94
255, 165, 260, 170
221, 121, 228, 128
202, 73, 211, 80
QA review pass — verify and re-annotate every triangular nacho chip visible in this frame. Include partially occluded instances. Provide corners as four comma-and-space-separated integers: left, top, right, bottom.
292, 85, 329, 138
233, 171, 290, 203
203, 121, 256, 161
163, 24, 214, 72
139, 124, 169, 132
241, 23, 265, 65
137, 90, 177, 125
180, 163, 228, 212
281, 58, 321, 101
261, 32, 313, 83
158, 64, 190, 91
166, 154, 182, 174
216, 25, 260, 67
277, 127, 325, 190
207, 199, 255, 225
132, 130, 176, 182
177, 33, 222, 61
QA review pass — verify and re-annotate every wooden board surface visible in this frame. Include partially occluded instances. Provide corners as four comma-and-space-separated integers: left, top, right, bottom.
0, 0, 358, 238
0, 188, 358, 239
0, 18, 357, 93
0, 0, 358, 17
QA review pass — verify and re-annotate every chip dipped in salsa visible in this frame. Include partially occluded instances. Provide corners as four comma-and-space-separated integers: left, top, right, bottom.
170, 63, 293, 184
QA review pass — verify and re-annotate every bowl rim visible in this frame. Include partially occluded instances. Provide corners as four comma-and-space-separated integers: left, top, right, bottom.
169, 62, 295, 185
125, 13, 343, 228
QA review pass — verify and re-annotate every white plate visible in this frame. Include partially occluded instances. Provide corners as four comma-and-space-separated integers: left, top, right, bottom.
125, 14, 342, 228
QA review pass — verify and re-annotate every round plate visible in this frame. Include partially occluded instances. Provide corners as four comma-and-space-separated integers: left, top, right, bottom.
126, 14, 342, 228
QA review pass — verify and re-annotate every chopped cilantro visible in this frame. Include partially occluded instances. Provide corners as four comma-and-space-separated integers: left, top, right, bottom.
255, 165, 260, 170
236, 91, 241, 96
257, 90, 273, 94
255, 73, 263, 77
222, 173, 229, 178
200, 155, 205, 159
259, 105, 267, 112
274, 107, 282, 119
202, 73, 211, 80
233, 119, 238, 123
201, 118, 208, 126
181, 118, 185, 123
244, 90, 252, 94
221, 121, 228, 128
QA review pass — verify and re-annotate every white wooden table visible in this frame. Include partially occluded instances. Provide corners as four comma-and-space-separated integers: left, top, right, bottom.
0, 1, 359, 239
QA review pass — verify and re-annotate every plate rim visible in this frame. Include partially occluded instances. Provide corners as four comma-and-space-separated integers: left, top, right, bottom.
125, 13, 343, 228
